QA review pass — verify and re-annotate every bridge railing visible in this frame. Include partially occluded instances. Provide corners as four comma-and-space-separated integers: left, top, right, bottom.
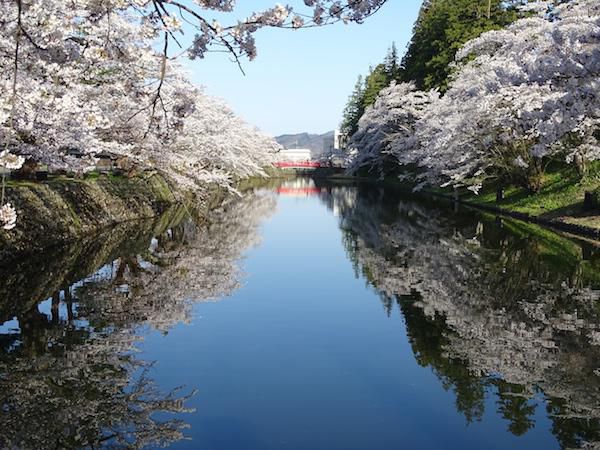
273, 161, 321, 169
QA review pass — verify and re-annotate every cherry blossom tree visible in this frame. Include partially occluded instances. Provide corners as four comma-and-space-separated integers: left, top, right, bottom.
0, 0, 390, 230
0, 0, 389, 162
138, 0, 389, 64
345, 81, 439, 178
416, 0, 600, 191
345, 0, 599, 193
165, 86, 281, 192
0, 149, 24, 229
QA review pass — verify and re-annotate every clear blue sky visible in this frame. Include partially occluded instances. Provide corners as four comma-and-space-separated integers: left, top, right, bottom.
181, 1, 423, 136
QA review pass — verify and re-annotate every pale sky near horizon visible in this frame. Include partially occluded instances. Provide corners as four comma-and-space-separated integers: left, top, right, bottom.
181, 0, 423, 137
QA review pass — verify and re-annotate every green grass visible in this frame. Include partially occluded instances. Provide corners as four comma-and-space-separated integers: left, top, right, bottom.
366, 161, 600, 232
459, 165, 600, 230
470, 170, 581, 215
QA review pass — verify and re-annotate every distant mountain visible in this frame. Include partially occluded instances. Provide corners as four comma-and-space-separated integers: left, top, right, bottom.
275, 131, 335, 157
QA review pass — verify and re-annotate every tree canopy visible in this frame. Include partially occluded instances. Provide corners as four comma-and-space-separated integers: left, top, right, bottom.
341, 0, 524, 136
0, 0, 391, 230
341, 44, 401, 134
400, 0, 523, 91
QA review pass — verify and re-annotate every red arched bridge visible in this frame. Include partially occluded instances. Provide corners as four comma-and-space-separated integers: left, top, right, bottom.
273, 161, 322, 169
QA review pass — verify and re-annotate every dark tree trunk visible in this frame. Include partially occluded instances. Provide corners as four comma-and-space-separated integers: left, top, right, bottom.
584, 191, 599, 211
496, 187, 504, 202
51, 292, 60, 325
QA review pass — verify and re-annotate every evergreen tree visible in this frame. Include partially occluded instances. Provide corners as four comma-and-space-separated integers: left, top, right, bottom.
341, 75, 366, 135
361, 64, 389, 109
341, 0, 525, 138
383, 42, 401, 81
341, 43, 405, 137
400, 0, 523, 91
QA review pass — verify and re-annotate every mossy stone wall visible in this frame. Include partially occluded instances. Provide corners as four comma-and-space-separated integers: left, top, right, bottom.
0, 173, 180, 257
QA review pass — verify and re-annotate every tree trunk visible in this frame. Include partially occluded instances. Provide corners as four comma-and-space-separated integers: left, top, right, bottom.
496, 186, 504, 202
574, 153, 587, 177
525, 160, 544, 193
51, 292, 60, 325
584, 190, 599, 211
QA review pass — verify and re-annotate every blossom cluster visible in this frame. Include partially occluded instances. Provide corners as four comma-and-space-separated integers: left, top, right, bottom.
0, 150, 25, 229
180, 0, 387, 61
347, 0, 600, 192
0, 0, 291, 230
346, 82, 439, 178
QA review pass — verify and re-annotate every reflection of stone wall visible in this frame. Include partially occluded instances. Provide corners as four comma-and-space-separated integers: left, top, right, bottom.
325, 183, 600, 449
0, 204, 188, 323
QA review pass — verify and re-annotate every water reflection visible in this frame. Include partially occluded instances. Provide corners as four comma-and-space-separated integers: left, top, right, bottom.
275, 178, 325, 197
316, 182, 600, 449
0, 192, 276, 449
4, 179, 600, 449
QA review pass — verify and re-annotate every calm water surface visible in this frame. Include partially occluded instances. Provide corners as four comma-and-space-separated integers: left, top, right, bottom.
2, 179, 600, 449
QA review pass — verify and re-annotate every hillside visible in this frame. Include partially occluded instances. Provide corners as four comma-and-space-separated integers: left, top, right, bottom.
275, 131, 335, 157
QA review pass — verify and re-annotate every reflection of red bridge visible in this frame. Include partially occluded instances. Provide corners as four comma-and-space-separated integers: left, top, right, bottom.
274, 161, 321, 169
276, 187, 323, 196
275, 178, 323, 197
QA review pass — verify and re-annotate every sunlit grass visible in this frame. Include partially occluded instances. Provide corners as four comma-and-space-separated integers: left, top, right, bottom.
464, 164, 600, 230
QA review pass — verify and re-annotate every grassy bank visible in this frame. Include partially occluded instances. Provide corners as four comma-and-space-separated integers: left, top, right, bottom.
321, 164, 600, 239
455, 166, 600, 235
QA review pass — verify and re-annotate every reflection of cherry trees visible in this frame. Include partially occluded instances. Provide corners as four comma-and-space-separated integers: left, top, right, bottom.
76, 191, 276, 332
323, 183, 600, 449
0, 190, 276, 448
0, 325, 193, 449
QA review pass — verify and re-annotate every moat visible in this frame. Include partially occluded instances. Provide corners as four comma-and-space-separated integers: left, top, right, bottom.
2, 179, 600, 450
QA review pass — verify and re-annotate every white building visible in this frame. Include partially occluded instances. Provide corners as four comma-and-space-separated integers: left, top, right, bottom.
334, 129, 349, 150
278, 148, 312, 162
